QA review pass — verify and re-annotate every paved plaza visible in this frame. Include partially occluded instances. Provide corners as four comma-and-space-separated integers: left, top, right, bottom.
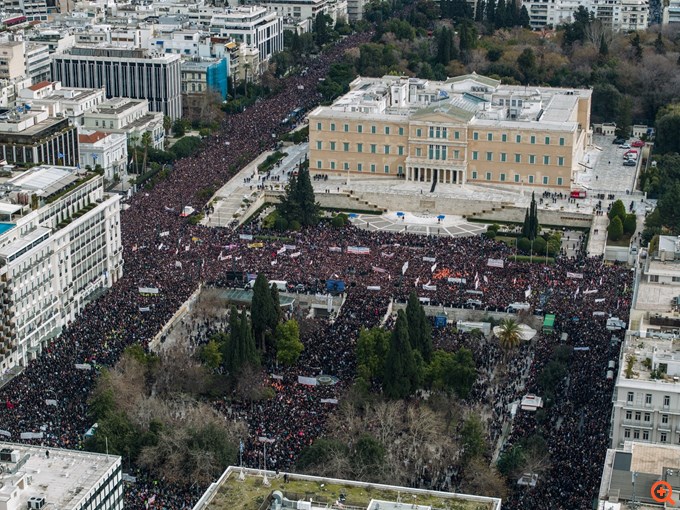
349, 211, 487, 237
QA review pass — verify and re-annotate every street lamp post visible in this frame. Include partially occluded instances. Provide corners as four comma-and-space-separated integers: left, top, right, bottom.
258, 436, 275, 486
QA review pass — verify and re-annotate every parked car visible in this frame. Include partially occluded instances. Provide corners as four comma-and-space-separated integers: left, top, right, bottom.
631, 140, 645, 148
619, 143, 632, 149
623, 159, 636, 166
613, 137, 627, 144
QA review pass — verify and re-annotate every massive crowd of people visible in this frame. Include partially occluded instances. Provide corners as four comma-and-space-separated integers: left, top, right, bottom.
0, 25, 634, 510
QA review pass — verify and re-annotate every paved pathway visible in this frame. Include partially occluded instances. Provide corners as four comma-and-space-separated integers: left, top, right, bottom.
349, 211, 487, 237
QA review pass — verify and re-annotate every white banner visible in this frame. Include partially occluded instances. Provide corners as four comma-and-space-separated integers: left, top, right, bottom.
525, 287, 532, 299
75, 363, 92, 370
20, 432, 43, 439
0, 430, 10, 437
372, 266, 387, 273
595, 298, 605, 303
402, 261, 409, 275
423, 257, 436, 263
567, 272, 584, 279
367, 286, 381, 291
320, 398, 339, 404
423, 284, 437, 291
347, 246, 370, 255
283, 244, 297, 250
159, 231, 170, 237
175, 261, 182, 268
271, 374, 284, 380
277, 247, 286, 255
448, 277, 467, 284
583, 289, 598, 295
139, 307, 151, 312
329, 246, 342, 252
431, 263, 437, 273
382, 252, 395, 258
45, 399, 57, 406
289, 252, 302, 258
487, 258, 504, 268
297, 375, 317, 386
239, 234, 254, 240
138, 287, 159, 295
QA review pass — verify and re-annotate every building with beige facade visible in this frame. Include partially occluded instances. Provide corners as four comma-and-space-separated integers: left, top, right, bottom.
308, 73, 592, 190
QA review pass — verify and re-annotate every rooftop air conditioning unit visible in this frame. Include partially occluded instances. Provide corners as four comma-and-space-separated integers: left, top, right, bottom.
27, 497, 45, 510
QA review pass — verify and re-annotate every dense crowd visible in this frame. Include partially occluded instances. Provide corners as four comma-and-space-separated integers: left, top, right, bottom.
0, 26, 633, 510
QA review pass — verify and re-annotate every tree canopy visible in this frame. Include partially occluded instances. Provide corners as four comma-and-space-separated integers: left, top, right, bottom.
277, 167, 320, 227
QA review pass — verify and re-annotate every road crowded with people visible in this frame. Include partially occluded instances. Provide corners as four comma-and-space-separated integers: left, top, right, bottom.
0, 29, 633, 510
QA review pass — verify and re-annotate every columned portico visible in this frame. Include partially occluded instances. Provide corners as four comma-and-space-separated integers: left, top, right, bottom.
406, 165, 466, 185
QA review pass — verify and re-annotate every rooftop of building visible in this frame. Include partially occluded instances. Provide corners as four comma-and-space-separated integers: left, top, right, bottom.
27, 80, 51, 91
0, 441, 120, 510
90, 97, 146, 115
618, 332, 680, 385
58, 45, 180, 61
0, 107, 68, 136
311, 73, 589, 130
195, 467, 502, 510
78, 130, 110, 143
599, 442, 680, 509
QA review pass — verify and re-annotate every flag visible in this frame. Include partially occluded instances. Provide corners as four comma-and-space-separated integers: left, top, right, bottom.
483, 275, 488, 283
475, 279, 479, 290
431, 263, 437, 273
58, 152, 64, 159
574, 287, 580, 297
525, 286, 532, 298
402, 261, 409, 275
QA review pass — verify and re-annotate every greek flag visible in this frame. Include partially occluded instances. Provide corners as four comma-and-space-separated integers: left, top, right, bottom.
58, 152, 64, 159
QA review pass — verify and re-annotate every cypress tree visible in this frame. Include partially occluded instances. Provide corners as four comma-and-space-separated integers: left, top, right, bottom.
475, 0, 486, 22
270, 284, 283, 326
495, 0, 506, 28
383, 310, 418, 399
240, 309, 259, 367
251, 274, 275, 351
295, 167, 320, 226
225, 306, 242, 375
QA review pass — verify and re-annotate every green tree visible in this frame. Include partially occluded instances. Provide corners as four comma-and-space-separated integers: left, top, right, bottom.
522, 192, 539, 240
277, 167, 320, 227
517, 48, 536, 84
239, 309, 259, 368
141, 131, 152, 173
276, 319, 304, 366
623, 213, 637, 235
631, 32, 643, 61
496, 318, 521, 352
270, 283, 284, 325
314, 12, 331, 46
170, 136, 203, 159
655, 105, 680, 154
297, 438, 348, 471
163, 115, 172, 136
356, 327, 391, 388
608, 199, 627, 223
615, 98, 633, 139
383, 310, 419, 399
251, 274, 276, 351
352, 434, 385, 474
460, 415, 486, 464
658, 182, 680, 232
172, 119, 187, 137
518, 5, 530, 27
199, 339, 223, 369
224, 306, 243, 375
426, 348, 476, 397
608, 216, 624, 241
517, 237, 531, 254
405, 291, 433, 362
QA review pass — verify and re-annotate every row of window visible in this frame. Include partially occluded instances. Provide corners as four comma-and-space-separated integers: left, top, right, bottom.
315, 121, 566, 146
470, 171, 564, 186
471, 152, 565, 166
623, 429, 675, 442
627, 392, 672, 407
316, 160, 404, 174
317, 141, 406, 156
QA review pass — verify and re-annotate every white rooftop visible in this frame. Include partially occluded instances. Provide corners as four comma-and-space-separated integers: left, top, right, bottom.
0, 442, 120, 510
6, 166, 80, 196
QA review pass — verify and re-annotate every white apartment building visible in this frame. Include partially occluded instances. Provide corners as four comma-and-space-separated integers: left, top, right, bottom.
25, 29, 77, 54
82, 97, 165, 149
153, 30, 203, 56
78, 130, 127, 180
0, 442, 123, 510
522, 0, 649, 30
0, 166, 122, 370
0, 41, 26, 81
51, 46, 182, 119
1, 0, 49, 21
0, 76, 32, 108
256, 0, 347, 24
633, 235, 680, 312
209, 6, 283, 65
24, 42, 51, 85
18, 80, 106, 126
346, 0, 368, 20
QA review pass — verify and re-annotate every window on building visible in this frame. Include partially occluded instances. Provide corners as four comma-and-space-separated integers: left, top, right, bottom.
626, 410, 632, 420
330, 161, 336, 170
357, 143, 363, 153
514, 174, 520, 183
472, 151, 478, 160
672, 277, 680, 282
515, 154, 521, 163
384, 165, 389, 173
330, 142, 336, 151
646, 394, 652, 405
330, 123, 336, 132
343, 124, 349, 132
442, 128, 447, 138
343, 142, 349, 152
624, 429, 631, 438
664, 395, 670, 407
644, 413, 651, 422
528, 175, 535, 184
557, 177, 564, 186
530, 135, 536, 144
502, 133, 507, 142
472, 171, 477, 179
370, 164, 376, 173
398, 146, 404, 155
399, 127, 404, 136
473, 132, 479, 140
316, 160, 322, 169
454, 131, 460, 140
429, 126, 434, 138
343, 162, 349, 170
633, 430, 640, 439
316, 141, 322, 150
661, 432, 668, 442
650, 275, 659, 283
371, 144, 376, 154
384, 145, 390, 154
371, 125, 376, 134
357, 163, 362, 171
543, 176, 549, 185
635, 411, 641, 421
416, 128, 422, 137
416, 148, 422, 157
662, 414, 669, 424
543, 155, 550, 165
559, 137, 565, 146
628, 392, 635, 403
643, 431, 649, 441
385, 126, 390, 135
529, 155, 536, 164
454, 150, 460, 159
486, 172, 492, 180
398, 166, 403, 175
358, 125, 363, 133
558, 156, 564, 166
486, 152, 493, 161
545, 136, 550, 145
500, 173, 506, 182
516, 134, 521, 143
317, 122, 322, 130
487, 132, 493, 141
501, 153, 507, 162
